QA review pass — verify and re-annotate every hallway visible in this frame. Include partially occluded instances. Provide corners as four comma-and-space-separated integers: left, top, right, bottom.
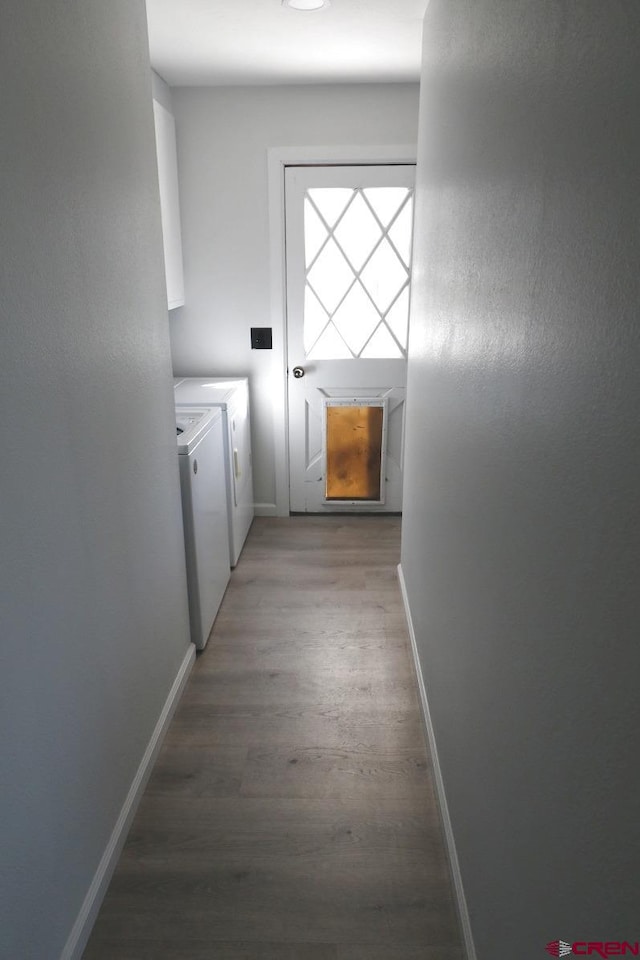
83, 517, 463, 959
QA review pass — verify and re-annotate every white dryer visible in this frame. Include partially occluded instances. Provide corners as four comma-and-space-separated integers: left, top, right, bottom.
174, 378, 254, 567
176, 407, 230, 649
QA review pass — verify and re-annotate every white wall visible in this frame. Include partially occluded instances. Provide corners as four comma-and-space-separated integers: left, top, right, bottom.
0, 3, 192, 957
152, 69, 174, 112
169, 83, 419, 512
401, 1, 640, 956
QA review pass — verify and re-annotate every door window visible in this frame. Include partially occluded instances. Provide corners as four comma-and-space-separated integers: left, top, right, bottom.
302, 187, 414, 360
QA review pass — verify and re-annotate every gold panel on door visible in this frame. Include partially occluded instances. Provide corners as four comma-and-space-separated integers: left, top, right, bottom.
325, 404, 385, 501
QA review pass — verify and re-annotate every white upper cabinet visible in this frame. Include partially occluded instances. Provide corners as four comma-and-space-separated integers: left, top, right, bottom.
153, 99, 185, 310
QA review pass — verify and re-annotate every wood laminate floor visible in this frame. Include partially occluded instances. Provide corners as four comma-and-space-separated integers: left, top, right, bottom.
83, 517, 463, 960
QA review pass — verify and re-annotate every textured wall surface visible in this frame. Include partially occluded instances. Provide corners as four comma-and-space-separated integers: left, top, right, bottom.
168, 83, 419, 510
152, 68, 174, 112
0, 3, 192, 957
401, 0, 640, 955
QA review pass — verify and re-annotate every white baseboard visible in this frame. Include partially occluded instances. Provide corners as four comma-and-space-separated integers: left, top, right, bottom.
60, 643, 196, 960
253, 502, 278, 517
397, 564, 477, 960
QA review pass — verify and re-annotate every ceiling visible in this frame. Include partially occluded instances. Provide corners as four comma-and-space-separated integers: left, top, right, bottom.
146, 0, 429, 87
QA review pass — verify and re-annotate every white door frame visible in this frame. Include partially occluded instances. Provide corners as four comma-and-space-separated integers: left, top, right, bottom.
267, 144, 417, 517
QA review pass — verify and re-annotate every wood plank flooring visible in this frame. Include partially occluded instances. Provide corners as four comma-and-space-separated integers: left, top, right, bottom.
83, 517, 463, 960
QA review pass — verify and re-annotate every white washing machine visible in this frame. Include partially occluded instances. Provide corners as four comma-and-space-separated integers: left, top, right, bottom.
176, 406, 230, 649
174, 378, 254, 567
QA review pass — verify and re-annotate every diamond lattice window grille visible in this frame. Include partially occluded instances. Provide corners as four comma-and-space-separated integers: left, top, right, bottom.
363, 187, 410, 228
387, 200, 413, 267
359, 239, 409, 314
303, 187, 413, 360
361, 323, 404, 359
304, 198, 329, 267
308, 322, 352, 360
306, 236, 355, 315
303, 285, 331, 355
333, 193, 383, 272
385, 287, 410, 349
307, 188, 354, 229
332, 282, 380, 356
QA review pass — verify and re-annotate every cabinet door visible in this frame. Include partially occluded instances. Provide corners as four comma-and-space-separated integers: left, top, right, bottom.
153, 99, 185, 309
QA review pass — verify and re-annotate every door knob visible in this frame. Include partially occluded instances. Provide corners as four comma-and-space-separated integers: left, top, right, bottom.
292, 366, 305, 379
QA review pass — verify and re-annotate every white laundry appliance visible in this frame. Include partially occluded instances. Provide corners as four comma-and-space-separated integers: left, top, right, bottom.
174, 377, 254, 567
176, 406, 230, 649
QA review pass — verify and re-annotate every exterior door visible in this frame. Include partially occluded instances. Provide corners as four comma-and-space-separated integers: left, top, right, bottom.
285, 164, 415, 513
